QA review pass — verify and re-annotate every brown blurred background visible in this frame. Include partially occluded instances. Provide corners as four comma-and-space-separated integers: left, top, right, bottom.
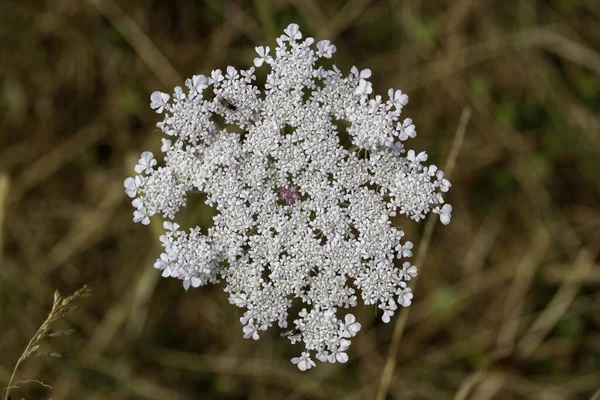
1, 1, 600, 399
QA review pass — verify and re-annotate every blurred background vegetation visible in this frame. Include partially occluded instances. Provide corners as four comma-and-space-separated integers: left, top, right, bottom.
1, 0, 600, 399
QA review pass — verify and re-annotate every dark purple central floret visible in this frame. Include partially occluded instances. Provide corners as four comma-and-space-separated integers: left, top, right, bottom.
278, 185, 301, 205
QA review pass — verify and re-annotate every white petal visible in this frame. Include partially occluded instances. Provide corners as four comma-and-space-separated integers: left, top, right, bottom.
349, 322, 361, 334
298, 360, 308, 371
284, 23, 301, 40
161, 138, 172, 152
336, 352, 349, 363
131, 198, 143, 209
382, 312, 391, 323
440, 214, 451, 225
339, 340, 351, 352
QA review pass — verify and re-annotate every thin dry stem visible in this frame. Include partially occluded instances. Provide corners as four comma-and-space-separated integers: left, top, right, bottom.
452, 371, 487, 400
0, 173, 8, 265
376, 108, 471, 400
518, 249, 596, 356
2, 285, 90, 400
496, 227, 550, 354
86, 0, 181, 87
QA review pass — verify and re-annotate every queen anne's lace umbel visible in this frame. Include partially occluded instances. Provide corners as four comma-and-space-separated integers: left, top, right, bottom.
125, 24, 452, 370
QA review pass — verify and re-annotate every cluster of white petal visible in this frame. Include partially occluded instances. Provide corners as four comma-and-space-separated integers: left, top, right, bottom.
125, 24, 453, 370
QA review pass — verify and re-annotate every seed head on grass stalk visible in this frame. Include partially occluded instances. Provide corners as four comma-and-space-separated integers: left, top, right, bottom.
125, 24, 453, 370
3, 285, 90, 400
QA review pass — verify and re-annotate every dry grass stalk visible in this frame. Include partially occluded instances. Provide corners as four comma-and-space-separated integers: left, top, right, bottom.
376, 108, 471, 400
2, 285, 90, 400
0, 173, 8, 264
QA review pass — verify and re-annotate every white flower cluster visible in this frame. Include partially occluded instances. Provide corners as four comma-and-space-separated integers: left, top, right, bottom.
124, 24, 453, 370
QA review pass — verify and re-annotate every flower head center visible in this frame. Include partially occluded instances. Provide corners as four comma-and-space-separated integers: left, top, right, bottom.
278, 185, 301, 205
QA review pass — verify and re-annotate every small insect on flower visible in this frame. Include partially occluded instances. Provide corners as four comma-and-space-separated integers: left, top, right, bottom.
218, 96, 237, 111
281, 328, 302, 344
281, 328, 302, 338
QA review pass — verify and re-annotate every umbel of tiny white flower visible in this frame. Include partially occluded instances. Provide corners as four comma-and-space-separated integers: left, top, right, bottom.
124, 23, 454, 370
